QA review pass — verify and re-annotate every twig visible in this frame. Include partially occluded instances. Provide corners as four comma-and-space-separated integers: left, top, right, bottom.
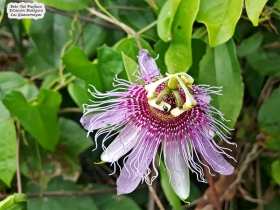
29, 68, 57, 81
16, 120, 22, 194
238, 185, 264, 204
220, 144, 264, 201
137, 21, 157, 35
146, 176, 165, 210
53, 76, 76, 91
16, 0, 122, 31
88, 1, 142, 49
105, 6, 152, 12
58, 107, 82, 114
203, 161, 222, 210
256, 158, 264, 210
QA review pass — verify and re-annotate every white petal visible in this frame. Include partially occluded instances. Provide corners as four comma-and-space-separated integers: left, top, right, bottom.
164, 142, 190, 200
101, 127, 141, 162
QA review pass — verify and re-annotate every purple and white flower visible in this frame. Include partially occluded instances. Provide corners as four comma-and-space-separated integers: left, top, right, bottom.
81, 49, 236, 200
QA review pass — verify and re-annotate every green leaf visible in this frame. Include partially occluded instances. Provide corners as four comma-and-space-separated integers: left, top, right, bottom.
25, 49, 55, 77
0, 72, 38, 101
266, 135, 280, 151
20, 118, 92, 187
35, 0, 90, 11
246, 50, 280, 77
274, 0, 280, 10
258, 88, 280, 135
24, 177, 98, 210
236, 32, 263, 57
154, 40, 169, 74
58, 117, 93, 172
91, 185, 141, 210
97, 45, 125, 91
30, 12, 78, 67
121, 52, 139, 83
62, 46, 103, 92
0, 193, 27, 210
272, 159, 280, 185
199, 39, 243, 128
196, 0, 243, 47
0, 117, 16, 187
159, 162, 183, 210
67, 78, 88, 110
3, 89, 62, 151
157, 0, 181, 42
114, 37, 153, 62
0, 0, 5, 23
165, 0, 200, 73
245, 0, 268, 26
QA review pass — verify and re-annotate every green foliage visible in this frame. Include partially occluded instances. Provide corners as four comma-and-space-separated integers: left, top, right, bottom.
245, 0, 268, 26
196, 0, 243, 47
199, 39, 243, 128
165, 0, 199, 73
3, 89, 62, 151
36, 0, 91, 11
0, 193, 27, 210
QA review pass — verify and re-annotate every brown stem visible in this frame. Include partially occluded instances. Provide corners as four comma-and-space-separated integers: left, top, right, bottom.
203, 161, 222, 210
146, 176, 165, 210
16, 120, 22, 193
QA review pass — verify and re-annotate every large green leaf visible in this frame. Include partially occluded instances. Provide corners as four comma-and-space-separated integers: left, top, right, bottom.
236, 32, 263, 57
0, 117, 16, 187
196, 0, 243, 47
245, 0, 268, 26
0, 72, 38, 101
0, 193, 27, 210
62, 46, 104, 92
258, 88, 280, 135
114, 37, 153, 62
3, 89, 62, 151
20, 118, 93, 187
246, 50, 280, 77
272, 159, 280, 185
25, 177, 98, 210
97, 45, 126, 91
34, 0, 91, 11
30, 12, 78, 67
67, 78, 88, 110
199, 39, 243, 128
165, 0, 200, 73
157, 0, 181, 42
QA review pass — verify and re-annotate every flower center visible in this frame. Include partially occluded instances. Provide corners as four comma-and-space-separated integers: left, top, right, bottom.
145, 73, 197, 117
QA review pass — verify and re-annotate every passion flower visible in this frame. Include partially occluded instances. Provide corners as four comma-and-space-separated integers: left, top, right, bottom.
81, 49, 235, 200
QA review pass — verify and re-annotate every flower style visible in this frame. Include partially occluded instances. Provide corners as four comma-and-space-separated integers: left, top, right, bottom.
81, 49, 236, 200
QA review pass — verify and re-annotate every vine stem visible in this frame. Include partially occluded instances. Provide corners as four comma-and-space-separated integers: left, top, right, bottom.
16, 120, 22, 194
88, 0, 142, 49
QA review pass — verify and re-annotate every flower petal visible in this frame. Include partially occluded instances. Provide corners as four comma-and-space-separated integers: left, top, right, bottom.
196, 94, 211, 105
116, 138, 159, 195
164, 141, 190, 200
193, 136, 234, 175
138, 49, 160, 80
80, 109, 130, 131
101, 126, 141, 162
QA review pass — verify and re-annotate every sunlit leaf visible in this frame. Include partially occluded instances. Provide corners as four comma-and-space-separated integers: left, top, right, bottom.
199, 39, 243, 128
245, 0, 268, 26
272, 159, 280, 185
157, 0, 181, 42
67, 78, 88, 110
0, 193, 27, 210
3, 89, 61, 151
196, 0, 243, 47
165, 0, 200, 73
0, 117, 16, 187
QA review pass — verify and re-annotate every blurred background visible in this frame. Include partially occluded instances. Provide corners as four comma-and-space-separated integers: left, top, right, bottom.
0, 0, 280, 209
